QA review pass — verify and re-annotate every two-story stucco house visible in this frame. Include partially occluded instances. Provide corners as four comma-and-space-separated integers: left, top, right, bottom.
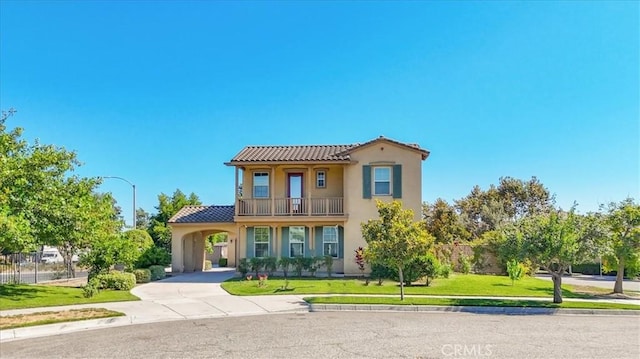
169, 136, 429, 275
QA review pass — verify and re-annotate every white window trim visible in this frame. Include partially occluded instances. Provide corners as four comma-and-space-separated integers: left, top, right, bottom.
316, 170, 326, 188
289, 226, 305, 257
253, 172, 269, 198
254, 226, 270, 258
322, 226, 339, 258
373, 166, 392, 196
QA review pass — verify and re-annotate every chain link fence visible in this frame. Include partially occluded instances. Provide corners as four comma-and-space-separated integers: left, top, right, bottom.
0, 252, 87, 285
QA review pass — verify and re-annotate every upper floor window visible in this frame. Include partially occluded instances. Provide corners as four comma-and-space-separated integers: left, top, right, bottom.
373, 167, 391, 195
316, 170, 326, 188
253, 172, 269, 198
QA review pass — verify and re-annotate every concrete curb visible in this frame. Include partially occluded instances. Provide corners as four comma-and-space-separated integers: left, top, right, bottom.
307, 303, 640, 316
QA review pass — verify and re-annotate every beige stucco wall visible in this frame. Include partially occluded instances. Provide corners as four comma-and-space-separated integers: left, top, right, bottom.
170, 224, 237, 273
342, 141, 424, 275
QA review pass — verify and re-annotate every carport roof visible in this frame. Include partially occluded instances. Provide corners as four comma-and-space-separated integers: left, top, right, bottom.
168, 205, 235, 223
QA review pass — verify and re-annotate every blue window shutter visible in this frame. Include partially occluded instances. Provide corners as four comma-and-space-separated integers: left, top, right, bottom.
269, 227, 274, 257
305, 227, 311, 257
393, 164, 402, 199
246, 227, 254, 258
315, 227, 323, 257
338, 226, 345, 259
281, 227, 289, 258
363, 165, 371, 199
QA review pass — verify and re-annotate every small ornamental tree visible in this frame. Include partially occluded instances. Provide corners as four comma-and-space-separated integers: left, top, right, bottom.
361, 200, 434, 300
518, 209, 588, 303
602, 199, 640, 294
506, 259, 525, 285
354, 247, 366, 277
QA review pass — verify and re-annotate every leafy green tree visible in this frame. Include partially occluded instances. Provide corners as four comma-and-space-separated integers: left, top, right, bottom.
423, 198, 470, 244
517, 209, 588, 303
506, 259, 525, 285
361, 200, 434, 300
602, 199, 640, 293
148, 189, 201, 250
135, 208, 150, 230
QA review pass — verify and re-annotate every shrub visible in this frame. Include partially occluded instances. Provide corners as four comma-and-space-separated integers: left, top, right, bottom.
133, 268, 151, 284
439, 263, 452, 278
292, 256, 306, 277
249, 257, 264, 278
94, 272, 136, 291
82, 279, 100, 298
149, 265, 166, 281
506, 259, 525, 285
457, 254, 471, 274
136, 246, 171, 269
263, 256, 278, 276
391, 253, 440, 286
238, 258, 249, 277
278, 257, 293, 278
204, 260, 212, 270
219, 258, 228, 267
370, 263, 394, 285
323, 255, 334, 277
308, 257, 324, 277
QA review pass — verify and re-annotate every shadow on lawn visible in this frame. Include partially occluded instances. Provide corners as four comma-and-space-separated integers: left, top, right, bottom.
0, 284, 43, 302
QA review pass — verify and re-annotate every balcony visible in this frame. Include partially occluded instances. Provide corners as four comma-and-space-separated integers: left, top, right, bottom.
237, 197, 344, 216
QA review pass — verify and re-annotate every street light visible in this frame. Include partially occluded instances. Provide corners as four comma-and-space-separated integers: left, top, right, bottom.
101, 176, 136, 229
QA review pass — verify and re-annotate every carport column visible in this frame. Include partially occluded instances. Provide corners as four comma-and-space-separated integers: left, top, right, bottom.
183, 234, 195, 272
171, 229, 185, 273
193, 232, 206, 271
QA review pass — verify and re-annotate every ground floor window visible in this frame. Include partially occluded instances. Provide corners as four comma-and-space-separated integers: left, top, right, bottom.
289, 226, 305, 257
254, 227, 269, 257
323, 226, 338, 258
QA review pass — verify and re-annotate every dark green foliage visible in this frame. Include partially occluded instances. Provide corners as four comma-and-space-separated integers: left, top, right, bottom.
148, 265, 166, 281
82, 279, 100, 298
292, 256, 306, 277
238, 258, 249, 277
219, 258, 228, 267
94, 272, 136, 291
249, 257, 264, 277
370, 264, 394, 285
323, 255, 334, 277
278, 257, 293, 278
263, 256, 277, 275
136, 246, 171, 269
133, 268, 151, 283
147, 190, 201, 251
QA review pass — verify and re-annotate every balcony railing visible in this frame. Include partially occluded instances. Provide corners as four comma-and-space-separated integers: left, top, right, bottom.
237, 197, 344, 216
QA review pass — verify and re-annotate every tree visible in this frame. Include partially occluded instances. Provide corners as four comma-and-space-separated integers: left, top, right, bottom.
361, 200, 434, 300
517, 209, 588, 303
148, 189, 201, 250
136, 208, 150, 230
602, 199, 640, 294
423, 198, 470, 244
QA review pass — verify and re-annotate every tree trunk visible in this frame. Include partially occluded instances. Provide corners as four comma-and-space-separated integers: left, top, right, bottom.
398, 266, 405, 301
613, 259, 625, 294
551, 272, 563, 303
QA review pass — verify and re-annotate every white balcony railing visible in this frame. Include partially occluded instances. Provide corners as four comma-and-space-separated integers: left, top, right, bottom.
237, 197, 343, 216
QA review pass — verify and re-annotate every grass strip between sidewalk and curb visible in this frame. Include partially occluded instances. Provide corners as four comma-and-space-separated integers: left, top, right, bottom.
0, 284, 139, 310
0, 308, 125, 330
303, 296, 640, 310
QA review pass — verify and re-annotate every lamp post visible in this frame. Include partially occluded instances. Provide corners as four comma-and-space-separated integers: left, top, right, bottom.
101, 176, 136, 229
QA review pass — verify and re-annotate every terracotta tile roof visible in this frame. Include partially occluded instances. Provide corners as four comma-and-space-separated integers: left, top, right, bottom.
228, 144, 356, 163
168, 205, 235, 223
226, 136, 429, 163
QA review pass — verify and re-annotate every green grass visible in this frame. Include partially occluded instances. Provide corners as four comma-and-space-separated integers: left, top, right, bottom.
1, 308, 125, 330
304, 296, 640, 310
221, 274, 604, 299
0, 285, 139, 310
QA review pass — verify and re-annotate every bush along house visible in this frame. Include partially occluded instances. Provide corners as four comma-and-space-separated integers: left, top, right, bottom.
168, 136, 429, 275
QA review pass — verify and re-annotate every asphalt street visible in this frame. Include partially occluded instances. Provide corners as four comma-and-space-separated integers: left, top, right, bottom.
2, 311, 638, 359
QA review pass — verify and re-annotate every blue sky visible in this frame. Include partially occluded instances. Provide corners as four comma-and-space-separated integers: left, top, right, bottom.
1, 1, 638, 226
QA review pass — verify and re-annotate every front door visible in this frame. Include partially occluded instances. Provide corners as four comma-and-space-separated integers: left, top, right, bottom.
287, 173, 303, 214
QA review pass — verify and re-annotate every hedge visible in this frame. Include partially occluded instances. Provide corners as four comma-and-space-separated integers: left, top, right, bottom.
149, 265, 166, 281
219, 258, 228, 267
94, 272, 136, 291
133, 268, 151, 283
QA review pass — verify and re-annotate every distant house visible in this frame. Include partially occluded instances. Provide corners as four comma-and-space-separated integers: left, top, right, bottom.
168, 136, 429, 275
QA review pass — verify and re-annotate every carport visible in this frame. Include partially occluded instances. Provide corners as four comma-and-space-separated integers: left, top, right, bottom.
168, 205, 237, 273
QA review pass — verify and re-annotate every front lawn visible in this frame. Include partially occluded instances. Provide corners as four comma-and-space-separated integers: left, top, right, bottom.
0, 308, 125, 330
304, 296, 640, 310
0, 284, 139, 310
221, 274, 605, 299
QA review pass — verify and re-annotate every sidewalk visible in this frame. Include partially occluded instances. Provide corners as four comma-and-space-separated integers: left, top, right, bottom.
2, 269, 638, 342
